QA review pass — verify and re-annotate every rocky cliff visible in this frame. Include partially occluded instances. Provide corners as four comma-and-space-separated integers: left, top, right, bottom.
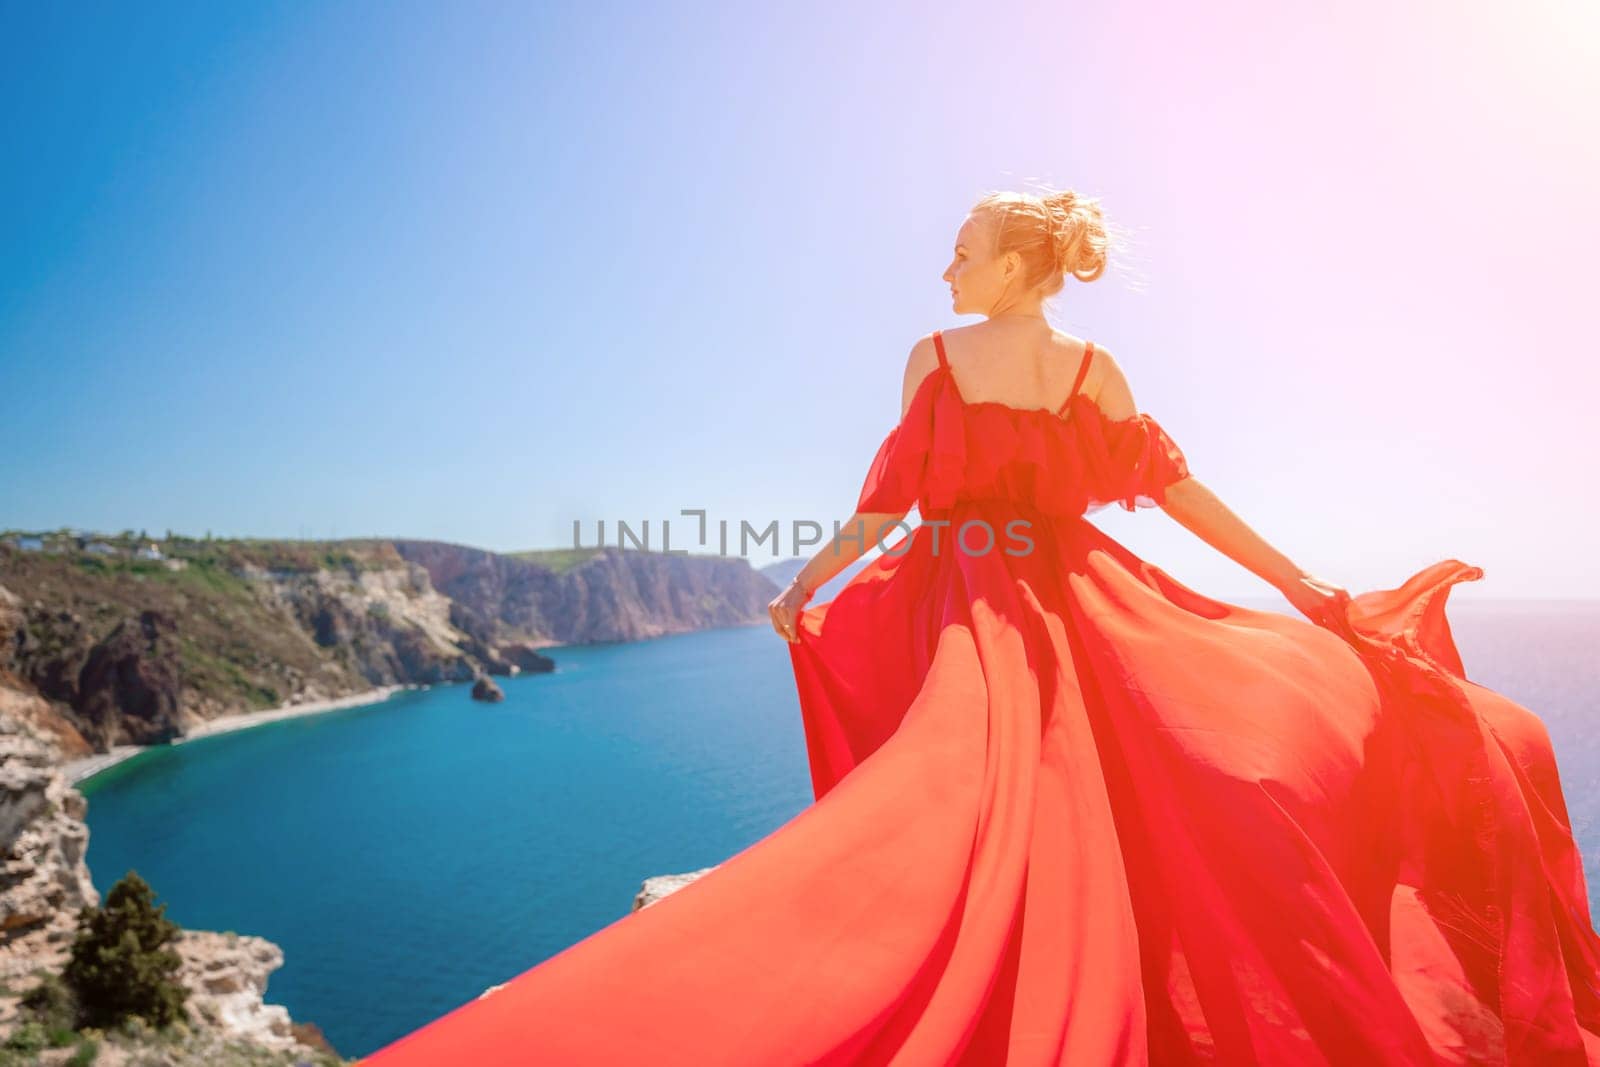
0, 703, 95, 975
0, 540, 472, 757
0, 699, 343, 1063
394, 541, 780, 645
0, 534, 779, 757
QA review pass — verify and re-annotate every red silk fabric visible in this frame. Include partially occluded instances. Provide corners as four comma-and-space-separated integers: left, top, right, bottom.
854, 360, 1192, 518
362, 359, 1600, 1065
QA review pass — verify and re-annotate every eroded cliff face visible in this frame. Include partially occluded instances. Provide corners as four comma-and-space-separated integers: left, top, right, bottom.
390, 540, 561, 642
0, 549, 474, 753
0, 706, 96, 977
395, 541, 780, 645
1, 559, 469, 756
243, 560, 481, 688
172, 929, 315, 1053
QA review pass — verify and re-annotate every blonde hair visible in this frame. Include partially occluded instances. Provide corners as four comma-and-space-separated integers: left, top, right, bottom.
970, 187, 1117, 300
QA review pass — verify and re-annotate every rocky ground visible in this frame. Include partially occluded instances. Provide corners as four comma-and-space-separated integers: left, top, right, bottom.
0, 698, 347, 1065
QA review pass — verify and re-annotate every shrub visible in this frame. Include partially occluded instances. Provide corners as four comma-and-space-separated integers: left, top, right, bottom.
1, 1021, 46, 1054
66, 1034, 100, 1066
18, 972, 78, 1030
62, 871, 190, 1031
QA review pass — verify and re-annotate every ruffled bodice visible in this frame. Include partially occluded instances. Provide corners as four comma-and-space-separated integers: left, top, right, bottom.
853, 359, 1192, 521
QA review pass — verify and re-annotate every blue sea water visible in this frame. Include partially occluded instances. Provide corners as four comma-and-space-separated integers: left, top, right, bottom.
78, 601, 1600, 1060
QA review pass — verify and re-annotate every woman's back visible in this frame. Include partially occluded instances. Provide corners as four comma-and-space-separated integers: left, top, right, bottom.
937, 319, 1098, 413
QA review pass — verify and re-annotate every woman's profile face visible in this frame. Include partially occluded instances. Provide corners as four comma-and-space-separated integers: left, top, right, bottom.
942, 213, 1014, 316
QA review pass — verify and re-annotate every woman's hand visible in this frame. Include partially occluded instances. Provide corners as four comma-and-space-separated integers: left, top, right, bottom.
768, 578, 813, 643
1280, 571, 1357, 641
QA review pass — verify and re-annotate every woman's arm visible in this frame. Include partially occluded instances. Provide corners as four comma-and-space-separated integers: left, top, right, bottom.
1091, 346, 1353, 630
1159, 477, 1305, 590
769, 510, 909, 643
795, 510, 907, 594
769, 341, 938, 642
1160, 476, 1353, 634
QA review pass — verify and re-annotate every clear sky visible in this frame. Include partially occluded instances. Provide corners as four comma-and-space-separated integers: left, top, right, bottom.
3, 1, 1597, 598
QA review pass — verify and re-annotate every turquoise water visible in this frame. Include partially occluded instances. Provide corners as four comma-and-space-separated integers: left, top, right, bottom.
78, 604, 1600, 1059
80, 622, 814, 1059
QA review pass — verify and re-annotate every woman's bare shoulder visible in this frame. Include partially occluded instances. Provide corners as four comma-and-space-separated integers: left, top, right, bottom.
1084, 343, 1139, 421
898, 333, 942, 419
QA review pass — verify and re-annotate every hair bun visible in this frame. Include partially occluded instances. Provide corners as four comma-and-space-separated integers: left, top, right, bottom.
1042, 190, 1106, 283
971, 187, 1116, 300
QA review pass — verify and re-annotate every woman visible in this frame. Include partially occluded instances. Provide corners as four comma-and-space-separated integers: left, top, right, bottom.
361, 191, 1600, 1065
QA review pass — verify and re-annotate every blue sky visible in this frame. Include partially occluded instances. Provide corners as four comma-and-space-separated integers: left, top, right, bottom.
3, 1, 1597, 598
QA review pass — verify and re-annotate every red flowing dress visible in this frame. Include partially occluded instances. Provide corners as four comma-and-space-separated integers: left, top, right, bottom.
361, 330, 1600, 1065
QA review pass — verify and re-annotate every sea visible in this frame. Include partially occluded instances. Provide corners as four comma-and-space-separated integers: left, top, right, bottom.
77, 599, 1600, 1059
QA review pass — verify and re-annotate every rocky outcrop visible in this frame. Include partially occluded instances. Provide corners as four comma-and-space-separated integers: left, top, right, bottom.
498, 641, 556, 675
449, 601, 510, 676
7, 604, 187, 752
447, 603, 556, 677
256, 561, 478, 689
10, 606, 94, 709
0, 710, 96, 978
632, 865, 719, 911
476, 865, 723, 1004
173, 930, 302, 1051
470, 676, 505, 703
390, 540, 559, 640
0, 589, 88, 759
0, 704, 341, 1061
76, 611, 184, 749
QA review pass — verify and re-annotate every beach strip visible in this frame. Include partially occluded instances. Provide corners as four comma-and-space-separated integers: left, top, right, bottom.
64, 684, 412, 786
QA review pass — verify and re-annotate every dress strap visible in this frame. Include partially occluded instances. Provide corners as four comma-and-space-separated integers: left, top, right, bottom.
1057, 340, 1095, 416
932, 329, 949, 370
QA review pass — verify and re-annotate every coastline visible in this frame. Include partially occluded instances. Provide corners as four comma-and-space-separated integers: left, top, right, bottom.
64, 684, 413, 787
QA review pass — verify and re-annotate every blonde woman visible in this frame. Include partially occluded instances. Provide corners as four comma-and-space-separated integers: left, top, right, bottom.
366, 190, 1600, 1065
